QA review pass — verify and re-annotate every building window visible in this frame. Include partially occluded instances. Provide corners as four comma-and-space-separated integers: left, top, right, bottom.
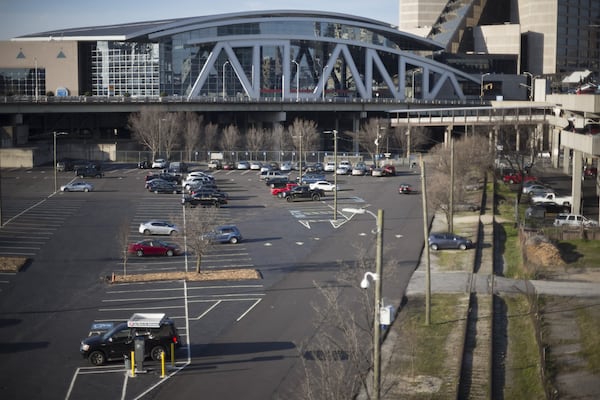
0, 68, 46, 96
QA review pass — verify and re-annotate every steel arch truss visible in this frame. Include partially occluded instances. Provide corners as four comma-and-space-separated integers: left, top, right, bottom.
187, 40, 475, 101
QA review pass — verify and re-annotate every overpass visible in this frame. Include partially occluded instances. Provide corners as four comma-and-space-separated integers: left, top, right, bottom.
389, 100, 600, 215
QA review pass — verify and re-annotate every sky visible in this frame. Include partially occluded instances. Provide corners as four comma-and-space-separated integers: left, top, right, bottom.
0, 0, 399, 40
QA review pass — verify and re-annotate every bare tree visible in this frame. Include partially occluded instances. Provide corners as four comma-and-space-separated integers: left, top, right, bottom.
271, 123, 291, 153
117, 220, 130, 276
182, 112, 203, 162
390, 125, 431, 158
204, 122, 219, 154
246, 127, 268, 159
128, 107, 161, 160
425, 134, 493, 231
294, 241, 400, 400
161, 112, 182, 161
183, 206, 220, 273
353, 118, 387, 162
221, 124, 241, 155
288, 118, 319, 165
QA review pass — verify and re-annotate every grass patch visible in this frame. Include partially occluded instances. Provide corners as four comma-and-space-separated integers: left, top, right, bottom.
576, 306, 600, 373
504, 294, 546, 399
388, 294, 468, 398
108, 269, 261, 283
556, 239, 600, 269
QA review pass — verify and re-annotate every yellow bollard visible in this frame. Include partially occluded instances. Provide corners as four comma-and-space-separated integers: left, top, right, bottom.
160, 351, 165, 378
131, 350, 135, 377
171, 342, 175, 367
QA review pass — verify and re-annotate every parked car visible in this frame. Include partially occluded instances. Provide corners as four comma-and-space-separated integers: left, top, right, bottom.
309, 180, 338, 192
336, 165, 351, 175
75, 167, 103, 178
249, 161, 262, 170
371, 168, 384, 177
60, 181, 94, 192
530, 201, 570, 215
428, 233, 473, 250
236, 160, 250, 170
502, 172, 537, 184
381, 165, 396, 176
522, 184, 552, 195
137, 160, 150, 169
128, 239, 182, 257
139, 220, 180, 236
525, 205, 547, 219
151, 159, 168, 169
182, 193, 227, 208
201, 225, 243, 244
284, 185, 325, 202
398, 183, 413, 194
80, 313, 181, 366
324, 161, 336, 172
272, 182, 298, 197
280, 162, 293, 172
56, 158, 75, 171
553, 213, 599, 228
207, 160, 222, 169
148, 181, 181, 194
299, 173, 326, 184
351, 162, 368, 176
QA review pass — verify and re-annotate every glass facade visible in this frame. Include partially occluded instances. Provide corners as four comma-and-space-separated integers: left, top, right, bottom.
556, 0, 600, 72
0, 68, 46, 96
91, 42, 160, 96
158, 19, 421, 98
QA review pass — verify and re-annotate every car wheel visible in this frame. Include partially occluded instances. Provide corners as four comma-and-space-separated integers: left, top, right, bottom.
150, 345, 166, 361
459, 243, 467, 250
286, 196, 292, 202
136, 250, 143, 257
430, 243, 439, 251
84, 188, 89, 192
169, 230, 177, 236
143, 229, 151, 235
63, 188, 69, 192
312, 194, 321, 201
215, 202, 220, 208
166, 249, 174, 257
154, 190, 159, 194
230, 237, 239, 244
89, 351, 106, 366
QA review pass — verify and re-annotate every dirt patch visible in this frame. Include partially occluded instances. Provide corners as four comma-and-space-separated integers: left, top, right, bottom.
108, 268, 261, 283
0, 257, 29, 272
523, 235, 566, 271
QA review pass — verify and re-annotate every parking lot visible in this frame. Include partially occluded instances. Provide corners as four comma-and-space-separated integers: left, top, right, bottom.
0, 163, 422, 399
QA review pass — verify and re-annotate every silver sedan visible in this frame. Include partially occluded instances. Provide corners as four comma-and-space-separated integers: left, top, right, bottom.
60, 181, 94, 192
138, 220, 180, 236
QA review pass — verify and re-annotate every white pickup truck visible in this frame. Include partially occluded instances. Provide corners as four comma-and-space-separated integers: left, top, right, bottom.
530, 192, 573, 206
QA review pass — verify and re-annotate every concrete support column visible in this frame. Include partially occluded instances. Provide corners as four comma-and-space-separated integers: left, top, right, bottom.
563, 149, 571, 175
551, 128, 561, 168
444, 125, 452, 148
571, 150, 583, 215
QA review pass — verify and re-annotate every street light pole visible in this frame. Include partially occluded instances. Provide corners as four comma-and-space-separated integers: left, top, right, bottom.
342, 207, 384, 399
222, 60, 230, 99
324, 130, 339, 220
292, 60, 300, 102
53, 131, 68, 193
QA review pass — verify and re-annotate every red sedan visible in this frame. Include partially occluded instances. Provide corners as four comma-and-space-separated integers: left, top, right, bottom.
128, 239, 181, 257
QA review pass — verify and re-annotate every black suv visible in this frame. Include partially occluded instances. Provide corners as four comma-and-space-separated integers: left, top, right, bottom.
75, 167, 103, 178
80, 317, 181, 366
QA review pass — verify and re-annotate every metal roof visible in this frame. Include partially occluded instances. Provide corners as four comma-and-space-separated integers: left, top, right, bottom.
13, 10, 443, 51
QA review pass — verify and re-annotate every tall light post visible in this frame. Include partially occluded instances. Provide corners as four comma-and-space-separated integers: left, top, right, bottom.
480, 72, 491, 101
292, 60, 300, 101
222, 60, 230, 99
324, 130, 339, 220
53, 131, 68, 193
342, 207, 384, 400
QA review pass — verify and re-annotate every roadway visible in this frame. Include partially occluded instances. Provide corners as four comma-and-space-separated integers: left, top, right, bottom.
0, 164, 425, 399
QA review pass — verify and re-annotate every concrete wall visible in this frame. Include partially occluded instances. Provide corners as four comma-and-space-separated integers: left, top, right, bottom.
0, 40, 80, 96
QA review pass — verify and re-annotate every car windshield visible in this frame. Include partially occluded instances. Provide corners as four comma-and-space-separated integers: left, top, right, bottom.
102, 322, 128, 340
